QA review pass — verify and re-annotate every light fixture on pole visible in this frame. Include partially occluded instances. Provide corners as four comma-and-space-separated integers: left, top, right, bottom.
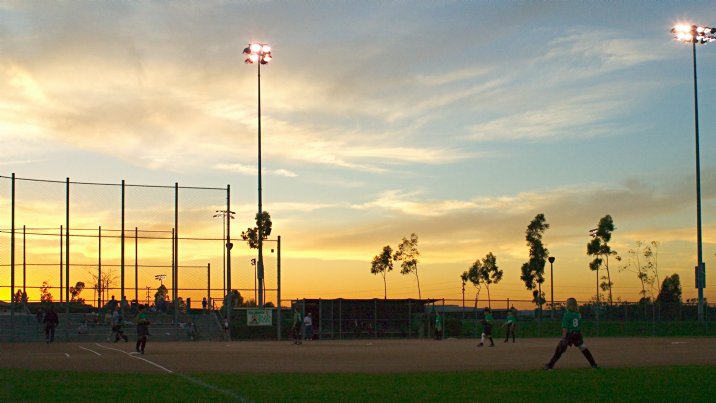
154, 274, 166, 287
213, 210, 235, 298
243, 42, 273, 307
671, 23, 715, 323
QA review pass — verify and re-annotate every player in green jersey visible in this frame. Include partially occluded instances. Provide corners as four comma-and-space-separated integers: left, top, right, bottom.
502, 307, 516, 343
544, 298, 598, 370
477, 307, 495, 347
292, 308, 303, 345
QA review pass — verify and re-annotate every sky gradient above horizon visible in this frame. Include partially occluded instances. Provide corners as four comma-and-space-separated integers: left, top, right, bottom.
1, 1, 715, 306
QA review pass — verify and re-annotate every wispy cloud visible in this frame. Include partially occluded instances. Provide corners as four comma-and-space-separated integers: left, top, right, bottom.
214, 163, 297, 178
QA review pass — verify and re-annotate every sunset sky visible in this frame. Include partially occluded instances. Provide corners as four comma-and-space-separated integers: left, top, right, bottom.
1, 1, 715, 307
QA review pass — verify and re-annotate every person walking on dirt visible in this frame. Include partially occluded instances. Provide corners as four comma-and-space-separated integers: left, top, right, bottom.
43, 306, 59, 344
111, 305, 128, 343
136, 307, 150, 354
477, 307, 495, 347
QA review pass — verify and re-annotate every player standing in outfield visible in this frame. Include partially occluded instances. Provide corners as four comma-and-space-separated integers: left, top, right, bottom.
544, 297, 599, 370
503, 307, 517, 343
136, 307, 150, 354
477, 307, 495, 347
292, 308, 302, 345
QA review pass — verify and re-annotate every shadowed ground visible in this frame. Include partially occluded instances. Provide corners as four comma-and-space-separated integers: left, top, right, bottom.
1, 337, 714, 374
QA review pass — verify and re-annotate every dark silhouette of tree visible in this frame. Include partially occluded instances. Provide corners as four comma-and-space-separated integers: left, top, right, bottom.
394, 233, 421, 299
241, 211, 272, 249
87, 268, 119, 304
230, 289, 245, 307
657, 274, 682, 303
620, 241, 660, 302
371, 245, 394, 299
69, 281, 86, 303
461, 263, 481, 309
154, 284, 169, 306
520, 214, 549, 314
477, 252, 502, 309
587, 215, 617, 305
40, 281, 53, 302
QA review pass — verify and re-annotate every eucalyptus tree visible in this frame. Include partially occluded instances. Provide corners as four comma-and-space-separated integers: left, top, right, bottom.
241, 211, 273, 249
371, 245, 394, 299
461, 262, 482, 309
477, 252, 502, 309
394, 233, 421, 299
587, 215, 617, 305
520, 214, 550, 315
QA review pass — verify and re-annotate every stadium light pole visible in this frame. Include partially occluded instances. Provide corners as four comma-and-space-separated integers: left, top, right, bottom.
213, 210, 235, 298
671, 23, 715, 323
548, 256, 555, 319
244, 42, 273, 307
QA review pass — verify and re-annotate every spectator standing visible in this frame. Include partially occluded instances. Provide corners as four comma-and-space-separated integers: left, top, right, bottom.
43, 306, 59, 343
303, 312, 313, 341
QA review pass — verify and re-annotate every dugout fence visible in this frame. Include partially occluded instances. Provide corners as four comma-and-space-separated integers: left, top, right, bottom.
0, 173, 284, 341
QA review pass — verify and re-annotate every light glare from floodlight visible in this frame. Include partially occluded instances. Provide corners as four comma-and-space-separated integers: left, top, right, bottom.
672, 23, 716, 44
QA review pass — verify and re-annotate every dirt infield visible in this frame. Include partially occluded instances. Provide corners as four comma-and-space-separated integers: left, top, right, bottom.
1, 337, 714, 374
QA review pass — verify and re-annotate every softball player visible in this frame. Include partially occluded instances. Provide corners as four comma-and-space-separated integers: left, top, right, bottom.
477, 307, 495, 347
544, 297, 598, 370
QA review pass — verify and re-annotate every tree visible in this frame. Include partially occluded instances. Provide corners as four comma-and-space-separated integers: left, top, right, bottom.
371, 245, 394, 299
520, 214, 549, 313
394, 233, 421, 299
587, 215, 617, 305
620, 241, 660, 302
40, 281, 53, 303
241, 211, 273, 249
461, 263, 481, 309
154, 284, 169, 306
69, 281, 86, 303
477, 252, 502, 309
657, 274, 682, 304
87, 268, 119, 304
229, 289, 245, 307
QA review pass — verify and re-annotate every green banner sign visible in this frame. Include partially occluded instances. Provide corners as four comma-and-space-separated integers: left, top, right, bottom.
247, 309, 272, 326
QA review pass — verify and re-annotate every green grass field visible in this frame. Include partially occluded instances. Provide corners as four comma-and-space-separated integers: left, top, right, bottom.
1, 366, 714, 402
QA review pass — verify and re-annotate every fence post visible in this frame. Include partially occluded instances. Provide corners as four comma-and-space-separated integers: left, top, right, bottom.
98, 226, 101, 310
134, 227, 138, 305
408, 299, 411, 338
173, 182, 178, 324
59, 226, 63, 304
65, 177, 70, 342
442, 298, 445, 340
10, 173, 15, 341
277, 235, 281, 341
595, 301, 600, 336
